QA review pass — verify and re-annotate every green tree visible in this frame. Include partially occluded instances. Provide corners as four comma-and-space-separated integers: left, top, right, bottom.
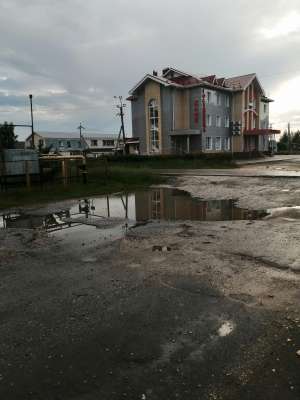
277, 131, 291, 152
292, 130, 300, 151
0, 122, 18, 149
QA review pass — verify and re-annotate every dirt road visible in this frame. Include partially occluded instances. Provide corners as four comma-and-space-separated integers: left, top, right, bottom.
1, 159, 300, 400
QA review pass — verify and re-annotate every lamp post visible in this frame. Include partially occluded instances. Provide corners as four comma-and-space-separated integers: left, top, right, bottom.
29, 94, 35, 149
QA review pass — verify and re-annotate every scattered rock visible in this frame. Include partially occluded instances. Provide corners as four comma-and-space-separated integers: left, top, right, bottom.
218, 321, 235, 337
152, 245, 171, 252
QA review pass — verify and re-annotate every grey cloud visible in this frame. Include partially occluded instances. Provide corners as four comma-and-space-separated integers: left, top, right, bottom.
1, 0, 300, 139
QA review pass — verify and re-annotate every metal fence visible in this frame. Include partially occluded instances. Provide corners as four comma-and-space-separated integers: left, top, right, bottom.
0, 149, 40, 176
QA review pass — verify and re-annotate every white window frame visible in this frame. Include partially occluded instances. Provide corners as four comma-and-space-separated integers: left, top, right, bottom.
216, 115, 221, 127
148, 99, 160, 152
205, 136, 213, 150
224, 137, 231, 151
207, 91, 211, 104
225, 116, 230, 128
206, 114, 212, 127
225, 95, 230, 107
215, 137, 222, 151
216, 93, 221, 105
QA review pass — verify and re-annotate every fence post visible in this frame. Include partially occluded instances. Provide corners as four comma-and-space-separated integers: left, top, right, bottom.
62, 159, 67, 185
82, 157, 87, 184
25, 160, 31, 189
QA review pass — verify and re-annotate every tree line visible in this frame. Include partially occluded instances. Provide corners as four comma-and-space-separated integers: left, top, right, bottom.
277, 130, 300, 152
0, 122, 18, 150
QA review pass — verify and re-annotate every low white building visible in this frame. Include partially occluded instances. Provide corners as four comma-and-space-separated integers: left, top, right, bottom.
83, 134, 118, 157
25, 132, 118, 156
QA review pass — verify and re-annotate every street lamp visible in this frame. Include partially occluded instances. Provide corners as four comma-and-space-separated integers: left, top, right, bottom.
29, 94, 35, 149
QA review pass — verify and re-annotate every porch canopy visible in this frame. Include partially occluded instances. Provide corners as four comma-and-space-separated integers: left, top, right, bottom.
244, 129, 281, 136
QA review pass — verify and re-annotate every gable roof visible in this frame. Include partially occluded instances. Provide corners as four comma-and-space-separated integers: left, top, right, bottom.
225, 73, 256, 90
128, 74, 182, 95
162, 67, 191, 78
36, 131, 80, 139
129, 68, 267, 97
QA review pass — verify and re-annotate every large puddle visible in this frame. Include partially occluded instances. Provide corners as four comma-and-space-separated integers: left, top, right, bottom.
0, 188, 269, 245
0, 188, 268, 228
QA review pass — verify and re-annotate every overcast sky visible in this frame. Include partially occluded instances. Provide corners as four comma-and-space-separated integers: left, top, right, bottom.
1, 0, 300, 140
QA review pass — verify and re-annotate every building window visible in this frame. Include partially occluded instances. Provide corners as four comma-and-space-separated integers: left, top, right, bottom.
216, 115, 221, 127
206, 114, 212, 127
225, 95, 230, 107
224, 137, 231, 151
216, 93, 221, 105
103, 140, 115, 146
148, 99, 160, 152
264, 104, 267, 113
205, 137, 212, 150
67, 141, 71, 148
206, 91, 211, 104
78, 141, 82, 147
92, 140, 98, 146
225, 116, 230, 128
215, 137, 222, 151
59, 141, 64, 148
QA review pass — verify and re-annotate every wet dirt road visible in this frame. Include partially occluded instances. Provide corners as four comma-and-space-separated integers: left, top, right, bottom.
1, 159, 300, 400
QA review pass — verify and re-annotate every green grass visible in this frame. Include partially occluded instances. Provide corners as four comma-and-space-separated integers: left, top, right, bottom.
0, 167, 164, 209
93, 154, 236, 170
0, 154, 236, 209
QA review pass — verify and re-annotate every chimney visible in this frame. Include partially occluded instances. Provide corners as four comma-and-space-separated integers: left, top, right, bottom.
153, 70, 158, 76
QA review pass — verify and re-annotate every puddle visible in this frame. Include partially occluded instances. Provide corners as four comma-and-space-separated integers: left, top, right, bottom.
265, 206, 300, 220
0, 188, 269, 243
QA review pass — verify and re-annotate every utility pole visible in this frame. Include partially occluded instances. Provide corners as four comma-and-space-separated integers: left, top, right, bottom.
114, 96, 127, 154
78, 122, 85, 139
29, 94, 35, 149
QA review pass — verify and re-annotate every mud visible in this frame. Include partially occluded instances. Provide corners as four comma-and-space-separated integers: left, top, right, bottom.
1, 160, 300, 400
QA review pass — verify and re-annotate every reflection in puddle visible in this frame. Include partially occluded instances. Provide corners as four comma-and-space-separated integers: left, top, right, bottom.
0, 188, 269, 239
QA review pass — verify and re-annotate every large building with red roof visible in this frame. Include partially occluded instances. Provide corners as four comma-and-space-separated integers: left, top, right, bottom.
128, 67, 280, 154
